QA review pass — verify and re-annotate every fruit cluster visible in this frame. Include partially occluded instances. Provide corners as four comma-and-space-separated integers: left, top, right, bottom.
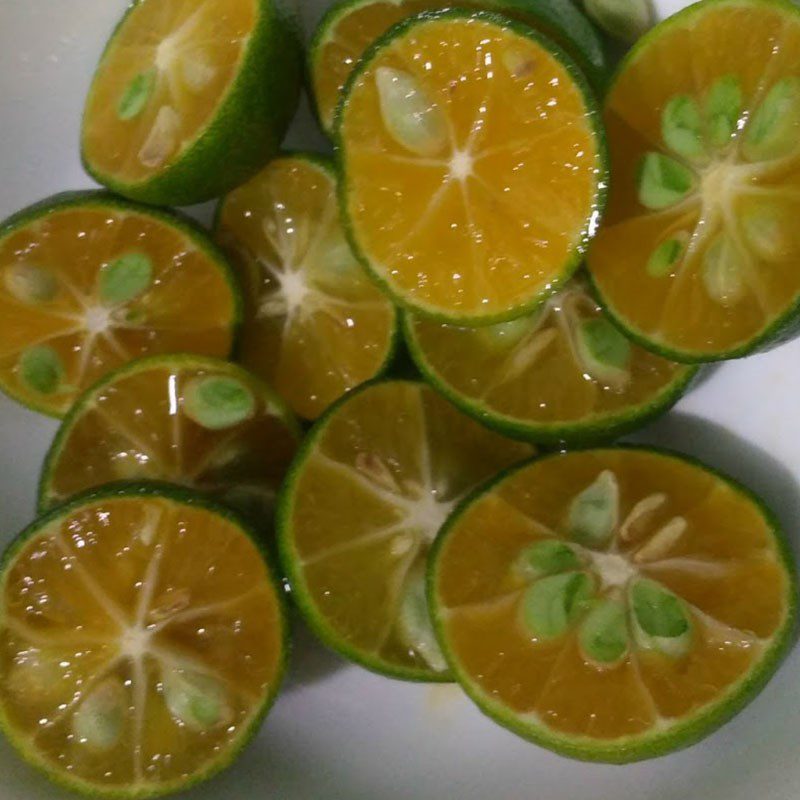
0, 0, 798, 796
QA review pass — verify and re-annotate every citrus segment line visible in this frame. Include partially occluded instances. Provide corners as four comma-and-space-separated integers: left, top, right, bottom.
300, 520, 414, 567
30, 655, 125, 745
147, 587, 265, 635
53, 531, 129, 630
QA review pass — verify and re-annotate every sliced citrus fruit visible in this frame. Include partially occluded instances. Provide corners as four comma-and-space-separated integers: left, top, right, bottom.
404, 277, 697, 444
38, 355, 300, 529
278, 380, 532, 680
81, 0, 302, 205
310, 0, 609, 136
0, 192, 240, 418
0, 485, 287, 796
215, 154, 397, 420
337, 9, 607, 324
430, 448, 797, 762
587, 0, 800, 361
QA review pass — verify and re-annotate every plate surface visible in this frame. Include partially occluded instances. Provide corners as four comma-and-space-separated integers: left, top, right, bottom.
0, 2, 798, 799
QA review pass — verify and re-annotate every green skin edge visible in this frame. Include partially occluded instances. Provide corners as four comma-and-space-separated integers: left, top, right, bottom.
0, 482, 291, 799
37, 352, 303, 514
213, 150, 402, 417
0, 190, 244, 420
308, 0, 610, 138
586, 0, 800, 363
401, 310, 700, 446
427, 445, 799, 764
276, 378, 455, 683
335, 8, 610, 327
80, 0, 303, 206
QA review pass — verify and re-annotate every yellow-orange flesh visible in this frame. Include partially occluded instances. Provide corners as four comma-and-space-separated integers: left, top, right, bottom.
0, 495, 284, 794
285, 381, 531, 676
434, 450, 793, 747
588, 1, 800, 357
0, 204, 237, 417
408, 279, 690, 429
313, 0, 604, 135
42, 359, 299, 525
314, 0, 435, 133
217, 157, 396, 420
83, 0, 255, 184
340, 14, 604, 322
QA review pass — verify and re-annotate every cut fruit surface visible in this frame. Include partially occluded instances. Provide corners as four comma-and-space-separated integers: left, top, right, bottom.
0, 486, 287, 797
39, 355, 300, 529
338, 10, 607, 324
587, 0, 800, 361
216, 154, 397, 420
310, 0, 609, 136
278, 380, 531, 680
404, 277, 696, 444
0, 193, 239, 418
430, 448, 796, 762
81, 0, 302, 205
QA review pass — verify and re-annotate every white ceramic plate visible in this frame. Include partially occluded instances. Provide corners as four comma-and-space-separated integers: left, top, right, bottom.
1, 2, 799, 798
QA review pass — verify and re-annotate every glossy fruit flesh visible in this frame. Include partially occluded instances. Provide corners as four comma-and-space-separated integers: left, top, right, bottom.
432, 449, 795, 760
280, 381, 531, 679
40, 356, 299, 527
216, 156, 396, 420
0, 196, 237, 417
83, 0, 255, 185
405, 278, 694, 441
0, 491, 286, 795
311, 0, 607, 133
588, 0, 800, 359
339, 11, 606, 323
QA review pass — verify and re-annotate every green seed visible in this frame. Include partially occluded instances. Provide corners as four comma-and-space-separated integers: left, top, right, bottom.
702, 234, 746, 306
576, 317, 631, 389
578, 596, 629, 666
162, 668, 231, 731
18, 345, 64, 395
99, 252, 153, 306
704, 75, 742, 150
647, 237, 684, 278
397, 568, 448, 673
72, 678, 126, 751
630, 578, 692, 658
741, 203, 787, 262
582, 0, 654, 42
3, 263, 58, 304
479, 314, 541, 350
637, 152, 696, 210
117, 69, 156, 121
743, 77, 800, 162
374, 67, 448, 157
569, 470, 619, 547
662, 95, 706, 162
184, 375, 256, 430
522, 571, 594, 640
180, 50, 217, 93
515, 540, 582, 580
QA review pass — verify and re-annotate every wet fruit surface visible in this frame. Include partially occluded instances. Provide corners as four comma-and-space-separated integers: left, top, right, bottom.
0, 489, 286, 795
280, 380, 531, 679
588, 0, 800, 359
40, 356, 300, 527
0, 196, 238, 417
216, 155, 396, 420
431, 448, 796, 761
339, 11, 606, 323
